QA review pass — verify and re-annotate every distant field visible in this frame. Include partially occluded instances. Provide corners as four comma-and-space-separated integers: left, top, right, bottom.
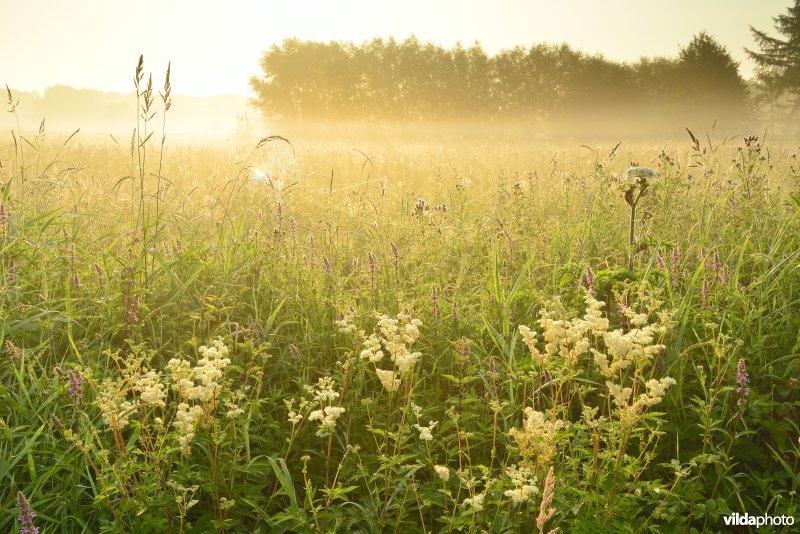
1, 121, 799, 532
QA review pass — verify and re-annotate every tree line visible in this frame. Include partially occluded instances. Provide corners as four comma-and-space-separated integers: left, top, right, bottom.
250, 32, 751, 126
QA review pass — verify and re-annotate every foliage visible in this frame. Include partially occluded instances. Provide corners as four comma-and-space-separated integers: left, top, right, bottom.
2, 77, 800, 532
250, 34, 752, 131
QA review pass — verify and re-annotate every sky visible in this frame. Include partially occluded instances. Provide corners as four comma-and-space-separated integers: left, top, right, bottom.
0, 0, 793, 97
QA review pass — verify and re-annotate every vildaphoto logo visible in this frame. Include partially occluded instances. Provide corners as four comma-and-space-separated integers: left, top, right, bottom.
722, 512, 795, 528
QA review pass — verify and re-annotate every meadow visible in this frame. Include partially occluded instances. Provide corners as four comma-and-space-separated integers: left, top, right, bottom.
1, 107, 800, 532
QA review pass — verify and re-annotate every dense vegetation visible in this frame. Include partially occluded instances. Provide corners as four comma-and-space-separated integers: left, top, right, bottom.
2, 78, 800, 531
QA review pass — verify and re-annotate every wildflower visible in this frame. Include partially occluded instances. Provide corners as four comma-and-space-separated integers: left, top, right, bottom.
308, 405, 346, 437
718, 265, 729, 286
700, 278, 710, 309
505, 484, 538, 505
284, 399, 303, 425
5, 340, 21, 360
642, 377, 677, 405
306, 376, 340, 403
185, 339, 231, 402
67, 369, 84, 402
414, 420, 438, 441
583, 293, 609, 332
96, 379, 135, 429
134, 369, 166, 407
503, 464, 539, 504
671, 245, 680, 267
413, 198, 429, 216
509, 409, 566, 470
735, 358, 750, 415
430, 285, 440, 320
375, 368, 401, 393
225, 399, 245, 419
359, 335, 384, 363
335, 313, 357, 334
17, 491, 39, 534
434, 465, 450, 481
462, 492, 485, 511
584, 265, 595, 294
518, 324, 542, 363
390, 242, 400, 276
174, 402, 204, 453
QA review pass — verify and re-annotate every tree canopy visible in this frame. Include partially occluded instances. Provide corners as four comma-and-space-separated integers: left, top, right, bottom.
250, 33, 751, 129
747, 0, 800, 113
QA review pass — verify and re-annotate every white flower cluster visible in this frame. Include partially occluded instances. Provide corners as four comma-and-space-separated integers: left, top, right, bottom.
96, 378, 135, 429
335, 311, 358, 334
434, 464, 450, 481
414, 420, 438, 441
592, 307, 667, 379
308, 406, 346, 437
509, 408, 567, 470
377, 313, 423, 374
503, 464, 539, 505
304, 376, 345, 437
519, 293, 608, 368
165, 339, 234, 452
167, 338, 231, 402
607, 376, 677, 427
174, 403, 204, 453
134, 369, 166, 407
462, 492, 485, 511
357, 312, 423, 393
375, 368, 401, 392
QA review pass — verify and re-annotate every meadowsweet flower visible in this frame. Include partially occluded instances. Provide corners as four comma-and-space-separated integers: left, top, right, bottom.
306, 376, 340, 403
360, 335, 384, 362
518, 324, 542, 363
509, 409, 566, 470
375, 368, 401, 392
434, 465, 450, 481
414, 420, 438, 441
504, 464, 539, 505
135, 369, 166, 407
642, 377, 677, 404
335, 314, 357, 334
607, 376, 676, 426
96, 379, 135, 429
167, 357, 192, 390
505, 484, 539, 505
308, 405, 346, 437
184, 339, 231, 402
583, 293, 609, 332
284, 398, 303, 425
225, 399, 245, 419
173, 402, 204, 453
462, 492, 485, 511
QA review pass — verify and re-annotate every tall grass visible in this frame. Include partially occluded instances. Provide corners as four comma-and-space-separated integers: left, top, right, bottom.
1, 81, 800, 532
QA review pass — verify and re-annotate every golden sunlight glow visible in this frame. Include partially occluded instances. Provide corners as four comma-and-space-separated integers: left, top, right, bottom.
0, 0, 791, 96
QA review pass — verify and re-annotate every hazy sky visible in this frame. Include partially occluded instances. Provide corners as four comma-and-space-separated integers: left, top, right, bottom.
0, 0, 792, 96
